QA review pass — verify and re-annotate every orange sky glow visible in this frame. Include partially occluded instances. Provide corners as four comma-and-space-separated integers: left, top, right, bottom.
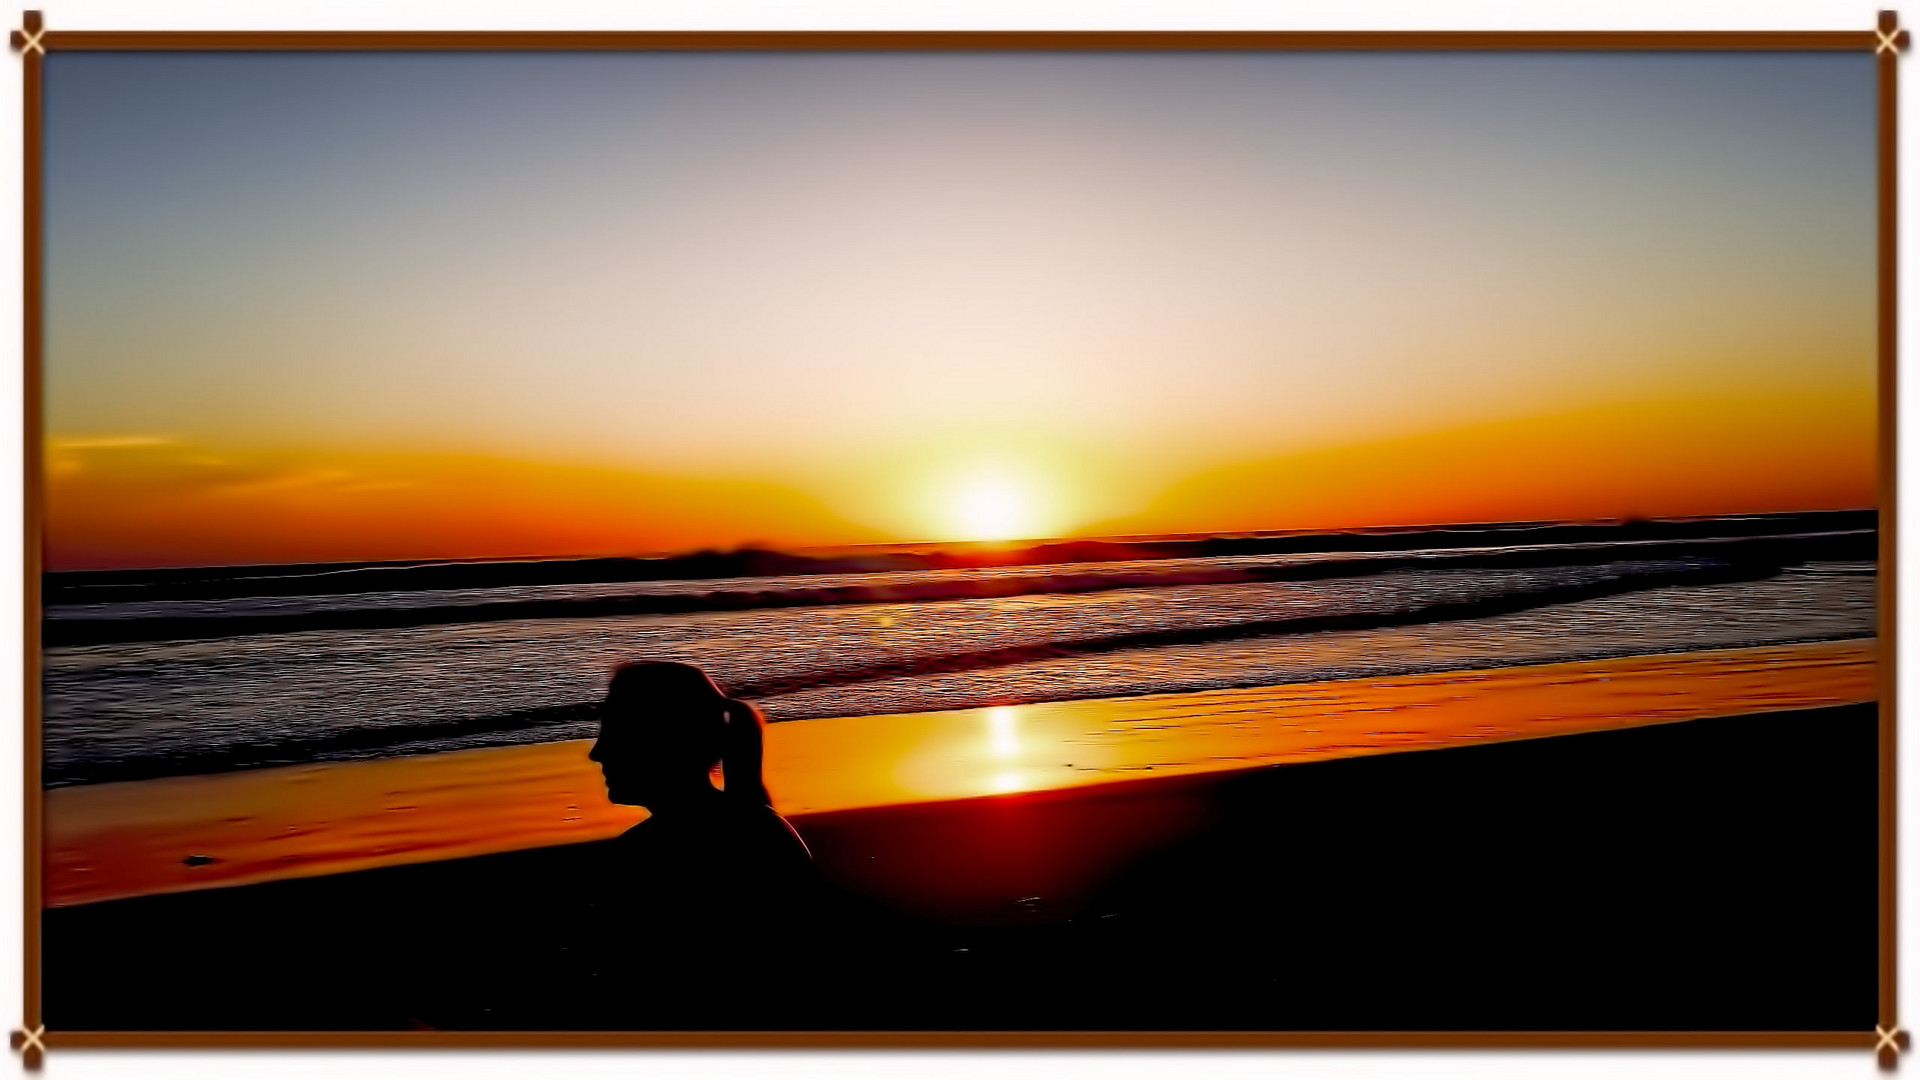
43, 53, 1877, 570
45, 386, 1874, 571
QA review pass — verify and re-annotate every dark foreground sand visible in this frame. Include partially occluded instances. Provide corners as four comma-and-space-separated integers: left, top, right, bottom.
45, 701, 1877, 1033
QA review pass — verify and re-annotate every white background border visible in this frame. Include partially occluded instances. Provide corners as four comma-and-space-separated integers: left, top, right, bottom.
0, 2, 1901, 1078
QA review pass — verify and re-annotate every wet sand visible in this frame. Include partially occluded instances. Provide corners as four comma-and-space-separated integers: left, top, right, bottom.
48, 638, 1874, 907
45, 693, 1879, 1031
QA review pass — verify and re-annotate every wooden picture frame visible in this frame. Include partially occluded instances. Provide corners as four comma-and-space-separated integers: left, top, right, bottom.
12, 8, 1903, 1069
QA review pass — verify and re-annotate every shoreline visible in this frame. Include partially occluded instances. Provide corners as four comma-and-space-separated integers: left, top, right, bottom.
46, 637, 1875, 908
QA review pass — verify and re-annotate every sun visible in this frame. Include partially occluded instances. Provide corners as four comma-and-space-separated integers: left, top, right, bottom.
948, 467, 1038, 542
894, 451, 1082, 545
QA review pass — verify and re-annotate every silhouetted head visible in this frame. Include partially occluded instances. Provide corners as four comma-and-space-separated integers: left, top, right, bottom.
591, 662, 771, 813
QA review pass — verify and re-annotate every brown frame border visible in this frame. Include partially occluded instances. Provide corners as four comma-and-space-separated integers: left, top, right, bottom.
6, 9, 1907, 1070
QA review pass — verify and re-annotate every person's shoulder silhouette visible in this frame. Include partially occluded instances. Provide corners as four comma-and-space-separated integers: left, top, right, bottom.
572, 661, 824, 1022
601, 796, 819, 937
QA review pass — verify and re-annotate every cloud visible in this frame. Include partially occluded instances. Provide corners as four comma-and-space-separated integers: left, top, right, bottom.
44, 439, 401, 500
47, 435, 178, 451
204, 468, 359, 498
45, 435, 181, 477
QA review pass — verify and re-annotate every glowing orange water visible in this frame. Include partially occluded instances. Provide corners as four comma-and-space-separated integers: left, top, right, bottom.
45, 639, 1874, 907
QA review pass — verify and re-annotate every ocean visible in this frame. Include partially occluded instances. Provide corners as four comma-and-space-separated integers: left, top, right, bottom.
40, 517, 1877, 787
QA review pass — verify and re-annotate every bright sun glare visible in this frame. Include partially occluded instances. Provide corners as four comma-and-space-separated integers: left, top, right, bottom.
950, 469, 1036, 542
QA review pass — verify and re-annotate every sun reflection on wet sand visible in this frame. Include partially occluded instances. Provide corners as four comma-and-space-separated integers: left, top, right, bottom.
44, 639, 1874, 907
983, 707, 1025, 792
987, 707, 1019, 757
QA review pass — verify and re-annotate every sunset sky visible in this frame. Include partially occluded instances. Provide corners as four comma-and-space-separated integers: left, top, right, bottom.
44, 52, 1876, 570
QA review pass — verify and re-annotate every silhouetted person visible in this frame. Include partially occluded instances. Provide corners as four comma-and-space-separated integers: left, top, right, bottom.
568, 661, 824, 1027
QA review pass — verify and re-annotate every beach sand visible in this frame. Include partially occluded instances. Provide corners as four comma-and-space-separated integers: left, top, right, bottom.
42, 639, 1880, 1031
48, 638, 1874, 908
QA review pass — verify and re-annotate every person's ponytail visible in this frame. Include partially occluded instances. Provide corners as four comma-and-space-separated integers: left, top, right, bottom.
719, 697, 774, 809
